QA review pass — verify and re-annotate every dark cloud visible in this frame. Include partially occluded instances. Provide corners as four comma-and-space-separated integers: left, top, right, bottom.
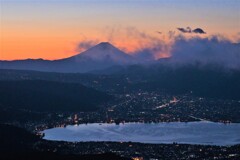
193, 28, 206, 34
177, 27, 206, 34
177, 27, 192, 33
170, 36, 240, 69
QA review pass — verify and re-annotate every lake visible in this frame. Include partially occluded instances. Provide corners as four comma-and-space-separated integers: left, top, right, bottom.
42, 122, 240, 146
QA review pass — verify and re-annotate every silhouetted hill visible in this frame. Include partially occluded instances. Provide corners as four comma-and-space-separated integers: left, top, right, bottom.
0, 124, 40, 153
0, 80, 112, 112
0, 42, 135, 73
1, 152, 130, 160
0, 124, 130, 160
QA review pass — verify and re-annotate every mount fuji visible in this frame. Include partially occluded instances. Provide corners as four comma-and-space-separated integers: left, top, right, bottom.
0, 42, 136, 73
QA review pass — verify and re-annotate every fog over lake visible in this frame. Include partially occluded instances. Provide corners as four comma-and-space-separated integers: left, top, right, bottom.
43, 122, 240, 146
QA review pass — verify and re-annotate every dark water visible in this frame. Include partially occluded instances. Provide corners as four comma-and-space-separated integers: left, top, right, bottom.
43, 121, 240, 145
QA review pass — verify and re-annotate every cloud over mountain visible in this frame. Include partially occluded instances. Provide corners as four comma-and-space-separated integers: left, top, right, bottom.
113, 27, 239, 69
102, 27, 169, 60
170, 36, 240, 69
99, 27, 239, 69
77, 40, 99, 52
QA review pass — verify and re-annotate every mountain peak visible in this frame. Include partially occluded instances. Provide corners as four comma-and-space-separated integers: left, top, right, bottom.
95, 42, 117, 50
70, 42, 134, 64
98, 41, 111, 45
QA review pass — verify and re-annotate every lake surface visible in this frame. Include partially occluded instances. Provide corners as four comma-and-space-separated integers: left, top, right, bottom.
42, 122, 240, 146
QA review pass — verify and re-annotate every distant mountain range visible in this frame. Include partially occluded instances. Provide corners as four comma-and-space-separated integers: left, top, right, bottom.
0, 42, 137, 73
1, 41, 239, 73
0, 65, 240, 100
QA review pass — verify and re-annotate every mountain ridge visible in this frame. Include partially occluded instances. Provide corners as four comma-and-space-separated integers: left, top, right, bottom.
0, 42, 136, 73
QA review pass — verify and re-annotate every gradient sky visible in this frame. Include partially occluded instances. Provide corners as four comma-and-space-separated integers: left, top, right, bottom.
0, 0, 239, 60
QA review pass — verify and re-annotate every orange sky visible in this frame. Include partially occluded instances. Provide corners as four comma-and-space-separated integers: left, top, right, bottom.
0, 0, 239, 60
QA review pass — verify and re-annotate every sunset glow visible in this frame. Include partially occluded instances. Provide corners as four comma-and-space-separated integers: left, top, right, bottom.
1, 0, 239, 60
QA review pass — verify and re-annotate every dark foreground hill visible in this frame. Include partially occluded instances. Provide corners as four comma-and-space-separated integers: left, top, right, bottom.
1, 152, 129, 160
0, 124, 129, 160
0, 80, 112, 112
0, 124, 40, 153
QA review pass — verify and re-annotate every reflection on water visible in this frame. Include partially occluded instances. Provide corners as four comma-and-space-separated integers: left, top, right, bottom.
43, 122, 240, 146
